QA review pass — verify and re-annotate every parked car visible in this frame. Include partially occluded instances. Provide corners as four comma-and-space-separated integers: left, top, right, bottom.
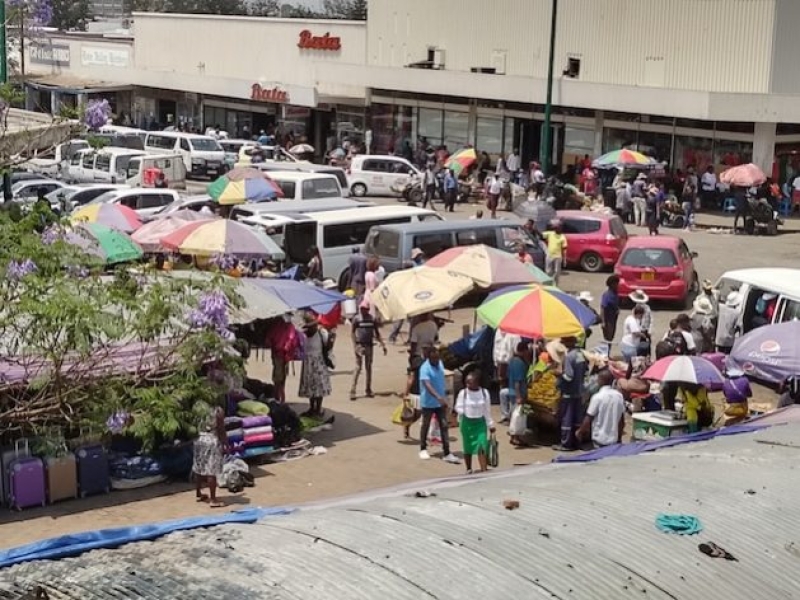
267, 172, 345, 201
46, 184, 129, 211
88, 188, 181, 218
614, 235, 699, 306
556, 210, 628, 272
252, 162, 350, 197
11, 179, 67, 202
346, 154, 421, 198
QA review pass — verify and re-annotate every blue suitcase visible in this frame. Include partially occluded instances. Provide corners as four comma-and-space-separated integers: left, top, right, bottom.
75, 444, 110, 497
8, 456, 46, 511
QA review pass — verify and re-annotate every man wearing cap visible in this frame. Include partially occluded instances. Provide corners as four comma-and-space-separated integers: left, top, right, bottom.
350, 301, 386, 400
691, 296, 716, 354
716, 291, 741, 353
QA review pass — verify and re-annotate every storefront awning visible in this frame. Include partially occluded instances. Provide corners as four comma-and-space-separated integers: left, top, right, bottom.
24, 74, 132, 94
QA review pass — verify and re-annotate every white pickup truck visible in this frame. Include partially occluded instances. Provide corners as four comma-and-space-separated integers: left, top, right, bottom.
25, 140, 90, 178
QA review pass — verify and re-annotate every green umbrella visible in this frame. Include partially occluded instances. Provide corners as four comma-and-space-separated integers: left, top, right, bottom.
68, 223, 144, 265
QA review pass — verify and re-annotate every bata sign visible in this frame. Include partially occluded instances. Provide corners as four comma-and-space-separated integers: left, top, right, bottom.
250, 84, 289, 103
297, 29, 342, 51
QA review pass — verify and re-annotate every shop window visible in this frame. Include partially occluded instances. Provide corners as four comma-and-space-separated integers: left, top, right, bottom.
714, 140, 752, 168
476, 116, 503, 162
504, 118, 516, 155
603, 128, 637, 152
674, 135, 713, 171
443, 111, 469, 152
418, 108, 443, 148
636, 131, 673, 163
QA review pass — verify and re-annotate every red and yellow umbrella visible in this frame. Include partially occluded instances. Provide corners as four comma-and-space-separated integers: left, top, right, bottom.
445, 148, 478, 174
592, 149, 655, 168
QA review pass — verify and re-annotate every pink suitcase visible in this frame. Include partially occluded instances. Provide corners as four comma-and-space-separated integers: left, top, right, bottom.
9, 456, 46, 511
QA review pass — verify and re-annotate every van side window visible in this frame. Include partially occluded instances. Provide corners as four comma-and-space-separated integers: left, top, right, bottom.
370, 230, 400, 257
81, 153, 95, 169
500, 226, 528, 250
363, 160, 388, 172
277, 181, 296, 198
180, 139, 191, 152
778, 298, 800, 323
70, 153, 83, 166
456, 228, 496, 247
119, 194, 139, 209
413, 233, 453, 258
94, 154, 111, 172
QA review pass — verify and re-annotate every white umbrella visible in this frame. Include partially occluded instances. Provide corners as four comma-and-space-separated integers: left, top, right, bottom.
289, 143, 315, 154
372, 266, 474, 321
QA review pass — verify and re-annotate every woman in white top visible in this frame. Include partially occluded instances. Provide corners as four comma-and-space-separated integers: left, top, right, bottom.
620, 304, 647, 362
455, 372, 495, 474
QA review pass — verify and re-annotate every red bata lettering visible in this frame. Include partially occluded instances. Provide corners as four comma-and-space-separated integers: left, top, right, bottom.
298, 29, 342, 51
250, 84, 288, 103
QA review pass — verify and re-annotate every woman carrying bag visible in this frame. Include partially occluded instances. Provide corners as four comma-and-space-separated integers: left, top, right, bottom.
455, 372, 495, 474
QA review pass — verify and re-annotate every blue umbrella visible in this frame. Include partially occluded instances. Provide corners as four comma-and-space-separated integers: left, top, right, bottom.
485, 284, 599, 329
249, 279, 346, 313
728, 321, 800, 384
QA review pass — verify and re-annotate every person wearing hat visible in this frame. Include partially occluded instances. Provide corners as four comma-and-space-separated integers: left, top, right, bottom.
410, 247, 426, 266
631, 173, 648, 227
628, 289, 652, 334
715, 291, 741, 353
723, 368, 752, 424
690, 295, 716, 354
615, 180, 632, 224
298, 313, 332, 417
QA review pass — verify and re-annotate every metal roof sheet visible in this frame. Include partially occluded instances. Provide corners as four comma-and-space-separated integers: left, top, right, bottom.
2, 425, 800, 599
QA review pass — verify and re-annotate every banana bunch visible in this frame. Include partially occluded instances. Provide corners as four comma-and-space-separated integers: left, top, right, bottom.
528, 371, 560, 412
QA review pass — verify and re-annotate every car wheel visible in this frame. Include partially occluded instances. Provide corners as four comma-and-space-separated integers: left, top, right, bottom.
579, 251, 603, 273
351, 183, 367, 198
409, 188, 423, 204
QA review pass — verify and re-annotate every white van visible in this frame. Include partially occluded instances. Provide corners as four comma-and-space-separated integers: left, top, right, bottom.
715, 268, 800, 336
283, 205, 443, 287
346, 154, 421, 198
268, 171, 344, 201
235, 143, 298, 167
66, 148, 146, 184
125, 153, 187, 189
143, 132, 225, 179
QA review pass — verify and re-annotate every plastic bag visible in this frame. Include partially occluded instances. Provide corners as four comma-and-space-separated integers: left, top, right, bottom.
508, 405, 527, 436
391, 403, 406, 425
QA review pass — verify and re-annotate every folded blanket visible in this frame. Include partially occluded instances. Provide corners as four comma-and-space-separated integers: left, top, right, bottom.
224, 417, 243, 431
242, 415, 272, 428
237, 401, 270, 417
227, 430, 244, 444
243, 446, 275, 458
242, 425, 272, 436
244, 432, 274, 445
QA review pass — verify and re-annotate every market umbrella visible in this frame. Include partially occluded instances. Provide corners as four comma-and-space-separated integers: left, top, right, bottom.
249, 278, 345, 313
720, 163, 767, 188
67, 223, 144, 265
372, 266, 474, 321
161, 219, 285, 260
207, 167, 283, 205
643, 355, 724, 387
289, 143, 315, 155
445, 148, 477, 175
71, 203, 142, 233
476, 285, 590, 338
424, 244, 551, 288
592, 149, 656, 169
727, 321, 800, 384
132, 213, 218, 252
485, 285, 596, 327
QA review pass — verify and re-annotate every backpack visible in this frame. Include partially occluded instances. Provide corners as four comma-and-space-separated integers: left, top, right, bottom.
665, 330, 688, 356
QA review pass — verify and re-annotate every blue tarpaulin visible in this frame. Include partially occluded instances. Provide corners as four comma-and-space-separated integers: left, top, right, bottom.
0, 506, 291, 569
553, 425, 767, 463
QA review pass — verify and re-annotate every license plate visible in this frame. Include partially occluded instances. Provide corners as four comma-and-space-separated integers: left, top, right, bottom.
641, 272, 655, 281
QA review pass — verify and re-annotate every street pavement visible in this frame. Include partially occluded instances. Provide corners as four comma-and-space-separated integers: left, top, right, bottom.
1, 193, 798, 549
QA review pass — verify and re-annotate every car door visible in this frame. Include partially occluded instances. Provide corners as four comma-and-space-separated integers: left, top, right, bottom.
559, 218, 583, 265
362, 159, 389, 194
93, 153, 112, 183
78, 152, 96, 183
385, 158, 413, 192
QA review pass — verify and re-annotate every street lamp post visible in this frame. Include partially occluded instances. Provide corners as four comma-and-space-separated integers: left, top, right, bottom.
540, 0, 558, 176
0, 0, 6, 85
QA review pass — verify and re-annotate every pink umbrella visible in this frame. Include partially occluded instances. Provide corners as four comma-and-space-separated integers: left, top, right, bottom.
132, 212, 217, 252
720, 163, 767, 188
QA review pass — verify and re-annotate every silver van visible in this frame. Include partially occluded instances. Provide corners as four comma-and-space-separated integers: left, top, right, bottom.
364, 219, 547, 273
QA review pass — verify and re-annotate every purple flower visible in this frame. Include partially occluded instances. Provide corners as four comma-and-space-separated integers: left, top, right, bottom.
83, 99, 111, 131
30, 0, 52, 25
41, 225, 63, 245
187, 289, 231, 336
106, 410, 129, 434
7, 259, 37, 279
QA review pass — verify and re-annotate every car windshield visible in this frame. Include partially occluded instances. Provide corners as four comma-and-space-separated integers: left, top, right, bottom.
189, 138, 222, 152
620, 248, 678, 268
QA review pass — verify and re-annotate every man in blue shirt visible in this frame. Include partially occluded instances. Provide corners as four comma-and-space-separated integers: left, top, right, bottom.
443, 168, 458, 213
554, 336, 588, 452
499, 342, 531, 423
418, 347, 461, 463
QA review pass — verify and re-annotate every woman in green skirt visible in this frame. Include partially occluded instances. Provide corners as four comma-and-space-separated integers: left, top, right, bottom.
455, 372, 495, 473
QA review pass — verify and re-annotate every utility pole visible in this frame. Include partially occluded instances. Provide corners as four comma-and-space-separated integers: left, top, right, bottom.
540, 0, 558, 176
0, 0, 6, 84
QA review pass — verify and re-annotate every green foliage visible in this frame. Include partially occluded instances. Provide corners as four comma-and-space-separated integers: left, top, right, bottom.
50, 0, 92, 31
0, 211, 242, 451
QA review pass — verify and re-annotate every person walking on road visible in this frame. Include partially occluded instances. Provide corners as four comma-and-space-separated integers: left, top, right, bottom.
601, 275, 621, 345
542, 222, 568, 286
423, 163, 437, 209
443, 168, 458, 212
418, 347, 461, 464
350, 301, 386, 400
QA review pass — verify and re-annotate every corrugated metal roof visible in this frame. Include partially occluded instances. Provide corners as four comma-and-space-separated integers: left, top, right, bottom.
3, 426, 800, 599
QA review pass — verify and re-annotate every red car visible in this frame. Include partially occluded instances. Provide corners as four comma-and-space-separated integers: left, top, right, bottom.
556, 210, 628, 272
614, 235, 699, 306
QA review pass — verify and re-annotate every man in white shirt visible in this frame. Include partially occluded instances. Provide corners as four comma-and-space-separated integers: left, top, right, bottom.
700, 166, 718, 209
530, 161, 545, 197
410, 312, 439, 359
493, 329, 521, 382
506, 148, 521, 182
577, 370, 625, 447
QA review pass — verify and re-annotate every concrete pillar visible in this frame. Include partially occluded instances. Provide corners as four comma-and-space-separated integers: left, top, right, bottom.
50, 90, 58, 115
593, 110, 604, 156
752, 122, 777, 173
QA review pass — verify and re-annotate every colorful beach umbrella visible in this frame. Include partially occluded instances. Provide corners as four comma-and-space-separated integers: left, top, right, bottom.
592, 149, 655, 169
485, 285, 597, 328
445, 147, 478, 174
207, 167, 283, 205
67, 223, 143, 264
643, 355, 724, 387
132, 212, 217, 253
424, 244, 551, 288
160, 219, 285, 259
720, 163, 766, 188
372, 266, 474, 321
71, 203, 142, 233
476, 285, 589, 338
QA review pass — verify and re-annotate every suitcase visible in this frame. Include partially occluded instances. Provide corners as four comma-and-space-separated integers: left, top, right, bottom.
8, 456, 46, 510
45, 455, 78, 504
75, 444, 110, 497
2, 440, 31, 506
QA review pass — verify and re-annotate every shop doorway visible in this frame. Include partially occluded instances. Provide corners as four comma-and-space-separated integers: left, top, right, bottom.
158, 100, 177, 129
518, 120, 541, 168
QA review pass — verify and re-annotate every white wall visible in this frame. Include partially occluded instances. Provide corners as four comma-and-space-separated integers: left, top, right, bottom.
368, 0, 776, 95
26, 35, 134, 82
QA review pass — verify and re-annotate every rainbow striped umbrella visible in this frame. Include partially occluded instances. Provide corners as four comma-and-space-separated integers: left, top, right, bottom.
476, 285, 589, 338
161, 219, 284, 259
445, 147, 477, 175
643, 356, 724, 387
71, 203, 142, 233
207, 167, 284, 205
592, 149, 656, 168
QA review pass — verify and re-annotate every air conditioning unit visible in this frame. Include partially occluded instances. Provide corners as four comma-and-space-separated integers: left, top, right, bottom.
427, 46, 446, 70
491, 50, 507, 75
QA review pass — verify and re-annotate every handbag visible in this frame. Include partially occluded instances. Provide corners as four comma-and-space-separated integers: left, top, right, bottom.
487, 433, 499, 468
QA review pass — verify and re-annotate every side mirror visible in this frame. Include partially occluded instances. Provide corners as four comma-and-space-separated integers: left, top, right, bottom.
691, 251, 699, 258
